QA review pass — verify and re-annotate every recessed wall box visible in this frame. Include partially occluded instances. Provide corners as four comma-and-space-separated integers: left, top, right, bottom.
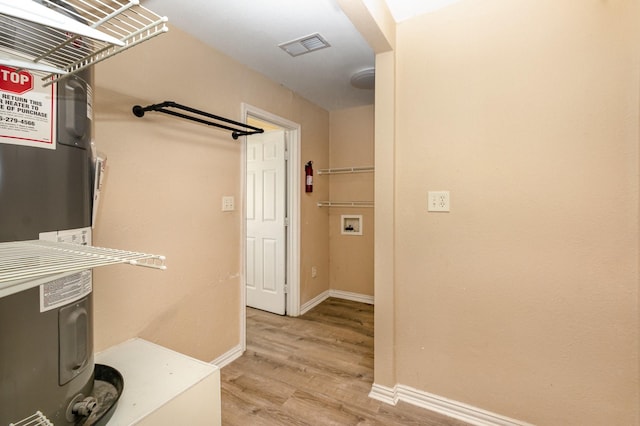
341, 215, 363, 235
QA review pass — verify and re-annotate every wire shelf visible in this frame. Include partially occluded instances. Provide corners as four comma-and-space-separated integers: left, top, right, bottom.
317, 201, 374, 208
0, 239, 166, 287
9, 411, 53, 426
317, 166, 374, 175
0, 0, 168, 84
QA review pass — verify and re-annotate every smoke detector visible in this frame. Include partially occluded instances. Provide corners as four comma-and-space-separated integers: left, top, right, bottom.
279, 33, 331, 57
350, 68, 375, 90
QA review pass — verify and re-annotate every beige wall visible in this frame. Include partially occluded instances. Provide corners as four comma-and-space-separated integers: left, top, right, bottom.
328, 105, 375, 296
92, 26, 329, 361
300, 115, 331, 304
392, 1, 639, 425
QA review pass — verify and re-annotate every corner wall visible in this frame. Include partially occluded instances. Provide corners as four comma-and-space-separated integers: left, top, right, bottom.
328, 105, 375, 297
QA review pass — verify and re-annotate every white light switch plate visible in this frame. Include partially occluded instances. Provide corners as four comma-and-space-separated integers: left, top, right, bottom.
222, 196, 234, 211
428, 191, 450, 212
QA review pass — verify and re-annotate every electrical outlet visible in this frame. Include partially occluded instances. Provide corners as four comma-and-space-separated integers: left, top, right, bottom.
428, 191, 450, 212
311, 266, 317, 278
222, 196, 234, 211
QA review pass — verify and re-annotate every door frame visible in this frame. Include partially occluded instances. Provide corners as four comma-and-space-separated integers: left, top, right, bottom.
240, 103, 301, 351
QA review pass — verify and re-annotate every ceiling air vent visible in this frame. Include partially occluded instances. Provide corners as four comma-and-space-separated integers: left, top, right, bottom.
279, 33, 331, 57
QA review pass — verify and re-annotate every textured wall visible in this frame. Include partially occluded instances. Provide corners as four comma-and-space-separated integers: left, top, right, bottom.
393, 1, 639, 424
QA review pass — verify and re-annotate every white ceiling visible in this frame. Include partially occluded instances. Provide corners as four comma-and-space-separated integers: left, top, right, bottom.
140, 0, 454, 111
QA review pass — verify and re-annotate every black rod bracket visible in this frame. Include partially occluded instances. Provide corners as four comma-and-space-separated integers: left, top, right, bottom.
132, 101, 264, 140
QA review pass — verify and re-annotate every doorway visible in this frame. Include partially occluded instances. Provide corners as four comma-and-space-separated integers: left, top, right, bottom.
241, 103, 301, 351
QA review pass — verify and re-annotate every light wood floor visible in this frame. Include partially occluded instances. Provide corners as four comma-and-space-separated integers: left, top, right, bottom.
221, 298, 470, 425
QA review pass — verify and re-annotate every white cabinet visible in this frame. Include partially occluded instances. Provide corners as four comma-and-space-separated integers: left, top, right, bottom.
96, 338, 221, 426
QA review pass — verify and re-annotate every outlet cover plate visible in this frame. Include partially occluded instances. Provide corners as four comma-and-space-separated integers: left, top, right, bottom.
222, 196, 235, 211
428, 191, 450, 212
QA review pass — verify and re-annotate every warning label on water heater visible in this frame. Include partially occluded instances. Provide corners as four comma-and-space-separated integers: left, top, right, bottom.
40, 270, 92, 312
0, 65, 56, 150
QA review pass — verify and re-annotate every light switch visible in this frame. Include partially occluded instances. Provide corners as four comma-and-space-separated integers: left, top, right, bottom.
428, 191, 450, 212
222, 196, 234, 211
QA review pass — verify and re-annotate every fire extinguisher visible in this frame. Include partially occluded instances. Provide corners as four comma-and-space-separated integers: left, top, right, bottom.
305, 161, 313, 193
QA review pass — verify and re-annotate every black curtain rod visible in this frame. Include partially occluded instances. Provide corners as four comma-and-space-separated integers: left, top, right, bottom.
132, 101, 264, 140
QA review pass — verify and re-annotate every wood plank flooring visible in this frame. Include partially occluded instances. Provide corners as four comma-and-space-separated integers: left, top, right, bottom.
221, 298, 470, 426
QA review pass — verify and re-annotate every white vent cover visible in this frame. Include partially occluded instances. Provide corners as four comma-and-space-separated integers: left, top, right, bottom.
279, 33, 330, 57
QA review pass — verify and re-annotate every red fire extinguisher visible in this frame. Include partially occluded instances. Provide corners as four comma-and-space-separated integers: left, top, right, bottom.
305, 161, 313, 193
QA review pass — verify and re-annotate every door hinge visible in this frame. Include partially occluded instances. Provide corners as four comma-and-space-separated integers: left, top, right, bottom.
284, 284, 289, 294
284, 150, 290, 160
284, 217, 289, 227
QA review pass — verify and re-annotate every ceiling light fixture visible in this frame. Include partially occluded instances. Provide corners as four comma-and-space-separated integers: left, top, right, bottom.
350, 68, 375, 90
279, 33, 331, 57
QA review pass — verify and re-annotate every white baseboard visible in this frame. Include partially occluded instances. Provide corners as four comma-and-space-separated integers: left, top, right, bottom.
369, 383, 533, 426
210, 344, 243, 368
369, 383, 399, 405
300, 290, 330, 315
299, 289, 374, 315
329, 289, 374, 305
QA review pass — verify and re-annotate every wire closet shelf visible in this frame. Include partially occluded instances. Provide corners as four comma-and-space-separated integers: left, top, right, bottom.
316, 165, 374, 207
0, 239, 166, 289
316, 201, 374, 208
9, 411, 53, 426
0, 0, 168, 84
317, 166, 374, 175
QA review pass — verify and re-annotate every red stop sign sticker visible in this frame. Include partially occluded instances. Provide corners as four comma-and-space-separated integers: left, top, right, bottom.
0, 66, 34, 95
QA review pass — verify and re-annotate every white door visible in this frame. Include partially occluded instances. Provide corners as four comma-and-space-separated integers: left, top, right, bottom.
246, 130, 287, 315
